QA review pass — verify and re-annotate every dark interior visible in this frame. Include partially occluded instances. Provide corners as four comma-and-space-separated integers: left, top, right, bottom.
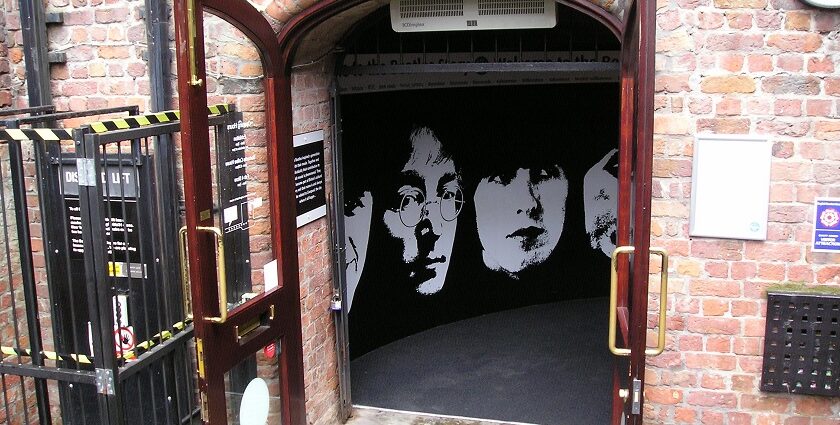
338, 5, 621, 424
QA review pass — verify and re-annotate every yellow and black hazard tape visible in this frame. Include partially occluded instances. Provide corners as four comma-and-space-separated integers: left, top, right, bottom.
0, 104, 230, 140
0, 128, 74, 141
1, 346, 93, 364
0, 318, 193, 366
117, 318, 193, 364
88, 104, 231, 134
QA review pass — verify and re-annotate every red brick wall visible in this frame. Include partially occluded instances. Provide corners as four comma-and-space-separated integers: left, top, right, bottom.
0, 0, 11, 108
648, 0, 840, 422
4, 0, 839, 424
290, 62, 341, 425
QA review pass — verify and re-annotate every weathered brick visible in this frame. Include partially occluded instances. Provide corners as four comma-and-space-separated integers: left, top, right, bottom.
687, 391, 737, 408
814, 120, 840, 140
774, 99, 801, 116
762, 74, 820, 95
691, 240, 744, 260
697, 117, 751, 133
703, 298, 729, 315
697, 11, 725, 29
686, 316, 740, 334
705, 33, 764, 51
741, 395, 792, 413
767, 33, 822, 52
726, 12, 753, 30
785, 11, 811, 31
714, 0, 766, 7
806, 99, 833, 117
701, 75, 755, 93
716, 97, 742, 115
776, 55, 803, 72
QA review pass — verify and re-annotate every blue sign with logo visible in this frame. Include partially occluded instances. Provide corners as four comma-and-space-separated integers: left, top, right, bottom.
813, 198, 840, 253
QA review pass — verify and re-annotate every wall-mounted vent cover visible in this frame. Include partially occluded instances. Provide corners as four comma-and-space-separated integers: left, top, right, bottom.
391, 0, 556, 32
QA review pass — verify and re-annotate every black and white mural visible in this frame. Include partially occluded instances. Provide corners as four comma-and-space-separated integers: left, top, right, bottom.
342, 84, 620, 358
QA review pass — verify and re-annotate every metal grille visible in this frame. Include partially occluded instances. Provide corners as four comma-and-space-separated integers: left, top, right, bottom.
0, 105, 236, 424
478, 0, 545, 15
399, 0, 465, 18
761, 292, 840, 397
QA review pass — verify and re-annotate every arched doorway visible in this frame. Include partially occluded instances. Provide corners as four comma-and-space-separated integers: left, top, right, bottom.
173, 0, 659, 422
332, 5, 619, 425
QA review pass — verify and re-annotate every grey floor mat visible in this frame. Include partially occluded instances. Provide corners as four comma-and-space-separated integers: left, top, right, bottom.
351, 298, 613, 425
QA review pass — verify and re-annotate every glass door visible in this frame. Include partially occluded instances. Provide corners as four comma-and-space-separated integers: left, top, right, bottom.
610, 0, 667, 423
173, 0, 306, 423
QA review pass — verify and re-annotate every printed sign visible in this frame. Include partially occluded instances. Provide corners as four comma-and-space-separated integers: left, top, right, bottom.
813, 198, 840, 253
293, 130, 327, 227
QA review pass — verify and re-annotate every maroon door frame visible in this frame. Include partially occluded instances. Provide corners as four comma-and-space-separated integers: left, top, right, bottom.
173, 1, 305, 424
611, 0, 658, 422
173, 0, 656, 422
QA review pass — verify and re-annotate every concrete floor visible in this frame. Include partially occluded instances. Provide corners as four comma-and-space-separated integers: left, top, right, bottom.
346, 406, 537, 425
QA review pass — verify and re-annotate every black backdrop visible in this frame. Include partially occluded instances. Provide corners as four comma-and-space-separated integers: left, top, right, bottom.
342, 84, 620, 358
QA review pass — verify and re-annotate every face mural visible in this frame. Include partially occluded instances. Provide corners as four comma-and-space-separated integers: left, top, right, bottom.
583, 149, 619, 257
474, 165, 569, 277
382, 127, 463, 295
344, 190, 373, 311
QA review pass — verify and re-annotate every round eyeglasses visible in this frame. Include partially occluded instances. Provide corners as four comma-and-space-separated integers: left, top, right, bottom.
398, 187, 464, 228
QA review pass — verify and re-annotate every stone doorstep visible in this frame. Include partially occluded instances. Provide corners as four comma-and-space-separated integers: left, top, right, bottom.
346, 406, 539, 425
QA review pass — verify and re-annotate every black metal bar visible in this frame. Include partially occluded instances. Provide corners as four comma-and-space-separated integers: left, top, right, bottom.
338, 61, 620, 75
13, 105, 140, 126
8, 139, 52, 423
144, 0, 171, 113
0, 105, 55, 117
0, 364, 97, 385
17, 0, 52, 108
0, 149, 30, 425
88, 115, 227, 145
78, 130, 122, 425
1, 374, 11, 423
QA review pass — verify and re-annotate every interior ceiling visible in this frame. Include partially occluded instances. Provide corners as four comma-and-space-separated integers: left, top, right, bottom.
291, 0, 623, 67
293, 0, 389, 66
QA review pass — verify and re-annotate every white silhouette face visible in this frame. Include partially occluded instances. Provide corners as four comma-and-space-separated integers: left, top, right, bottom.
584, 149, 619, 257
344, 191, 372, 312
382, 128, 461, 295
473, 165, 568, 277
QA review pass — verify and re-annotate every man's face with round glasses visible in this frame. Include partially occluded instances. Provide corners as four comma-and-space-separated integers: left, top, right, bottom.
382, 127, 462, 295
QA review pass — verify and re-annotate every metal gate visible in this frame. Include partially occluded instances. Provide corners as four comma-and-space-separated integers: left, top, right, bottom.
0, 104, 240, 424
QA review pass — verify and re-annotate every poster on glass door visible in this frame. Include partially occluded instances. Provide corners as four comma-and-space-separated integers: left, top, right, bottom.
341, 84, 620, 357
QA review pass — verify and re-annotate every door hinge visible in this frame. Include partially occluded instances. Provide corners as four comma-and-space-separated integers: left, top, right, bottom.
631, 378, 642, 414
196, 338, 205, 379
76, 158, 96, 187
95, 368, 115, 395
200, 392, 209, 422
330, 293, 342, 311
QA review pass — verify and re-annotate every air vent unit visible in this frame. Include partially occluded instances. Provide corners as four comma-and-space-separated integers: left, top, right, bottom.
390, 0, 556, 32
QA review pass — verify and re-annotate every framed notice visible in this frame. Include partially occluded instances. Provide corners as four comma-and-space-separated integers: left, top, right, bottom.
813, 198, 840, 253
293, 130, 327, 227
690, 134, 772, 240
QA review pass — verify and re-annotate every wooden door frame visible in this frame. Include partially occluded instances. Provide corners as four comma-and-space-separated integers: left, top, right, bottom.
173, 1, 306, 424
174, 0, 655, 422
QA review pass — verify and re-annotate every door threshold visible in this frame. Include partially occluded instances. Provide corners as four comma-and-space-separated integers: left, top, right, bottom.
350, 405, 541, 425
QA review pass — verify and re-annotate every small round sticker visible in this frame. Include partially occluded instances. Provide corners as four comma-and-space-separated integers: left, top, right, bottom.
239, 378, 270, 425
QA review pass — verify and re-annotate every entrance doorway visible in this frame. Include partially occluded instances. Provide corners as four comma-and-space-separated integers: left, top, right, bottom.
332, 6, 622, 424
170, 0, 662, 422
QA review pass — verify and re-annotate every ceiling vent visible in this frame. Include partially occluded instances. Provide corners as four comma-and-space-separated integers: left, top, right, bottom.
390, 0, 557, 32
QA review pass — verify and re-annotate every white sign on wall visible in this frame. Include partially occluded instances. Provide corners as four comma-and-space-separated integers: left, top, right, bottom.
690, 134, 772, 240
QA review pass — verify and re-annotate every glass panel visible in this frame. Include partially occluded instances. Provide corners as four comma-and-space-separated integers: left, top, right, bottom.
224, 341, 283, 425
202, 12, 275, 315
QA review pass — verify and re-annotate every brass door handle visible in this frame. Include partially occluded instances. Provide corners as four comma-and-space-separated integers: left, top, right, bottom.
609, 246, 669, 357
179, 226, 228, 324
